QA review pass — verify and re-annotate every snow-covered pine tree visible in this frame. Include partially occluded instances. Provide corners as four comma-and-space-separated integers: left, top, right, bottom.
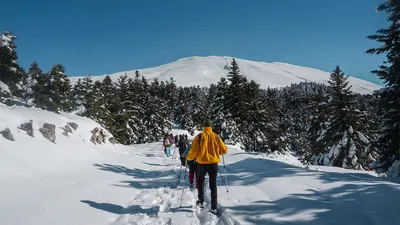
80, 75, 95, 115
101, 75, 117, 132
211, 78, 229, 136
88, 80, 108, 124
226, 58, 247, 123
315, 66, 369, 169
22, 61, 42, 105
47, 64, 72, 112
366, 0, 400, 175
165, 77, 178, 122
112, 74, 135, 144
225, 58, 248, 142
241, 80, 270, 152
72, 78, 85, 112
31, 64, 52, 110
174, 87, 188, 125
0, 31, 24, 97
305, 87, 330, 162
178, 87, 194, 133
143, 78, 171, 142
189, 86, 208, 131
122, 71, 143, 144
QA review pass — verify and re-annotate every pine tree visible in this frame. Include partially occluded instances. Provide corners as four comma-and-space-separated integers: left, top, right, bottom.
226, 58, 247, 123
89, 80, 108, 124
315, 66, 369, 169
211, 78, 229, 138
225, 58, 248, 143
128, 71, 146, 143
23, 61, 42, 105
31, 63, 51, 110
165, 77, 178, 122
112, 74, 135, 144
143, 78, 171, 142
81, 75, 95, 115
0, 31, 24, 96
47, 64, 72, 112
101, 75, 117, 131
72, 78, 85, 112
366, 0, 400, 172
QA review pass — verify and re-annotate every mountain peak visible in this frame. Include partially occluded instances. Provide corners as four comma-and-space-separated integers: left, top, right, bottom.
71, 56, 381, 94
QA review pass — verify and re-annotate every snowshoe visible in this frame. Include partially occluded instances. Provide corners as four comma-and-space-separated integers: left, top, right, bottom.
196, 200, 204, 208
210, 208, 218, 215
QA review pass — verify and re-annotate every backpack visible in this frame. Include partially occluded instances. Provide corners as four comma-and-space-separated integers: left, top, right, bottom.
164, 138, 171, 146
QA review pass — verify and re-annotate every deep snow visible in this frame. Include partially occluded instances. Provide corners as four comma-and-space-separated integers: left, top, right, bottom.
70, 56, 382, 95
1, 105, 400, 225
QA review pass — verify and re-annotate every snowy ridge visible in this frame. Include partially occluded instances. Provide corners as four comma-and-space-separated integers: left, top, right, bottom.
71, 56, 382, 94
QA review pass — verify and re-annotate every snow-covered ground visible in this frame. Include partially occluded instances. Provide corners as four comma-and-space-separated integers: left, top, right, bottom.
1, 105, 399, 225
70, 56, 382, 95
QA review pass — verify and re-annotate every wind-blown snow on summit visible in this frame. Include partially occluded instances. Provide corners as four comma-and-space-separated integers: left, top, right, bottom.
72, 56, 381, 94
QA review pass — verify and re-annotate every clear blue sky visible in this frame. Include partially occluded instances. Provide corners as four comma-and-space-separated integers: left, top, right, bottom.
1, 0, 388, 85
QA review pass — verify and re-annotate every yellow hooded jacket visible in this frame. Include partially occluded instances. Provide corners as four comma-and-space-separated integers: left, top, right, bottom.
186, 126, 228, 164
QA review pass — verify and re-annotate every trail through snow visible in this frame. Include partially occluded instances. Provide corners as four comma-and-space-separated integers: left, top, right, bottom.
1, 126, 400, 225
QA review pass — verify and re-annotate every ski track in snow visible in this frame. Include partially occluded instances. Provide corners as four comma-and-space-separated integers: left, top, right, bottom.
108, 144, 234, 225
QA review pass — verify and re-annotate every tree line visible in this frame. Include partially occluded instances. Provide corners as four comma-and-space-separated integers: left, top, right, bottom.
0, 0, 398, 174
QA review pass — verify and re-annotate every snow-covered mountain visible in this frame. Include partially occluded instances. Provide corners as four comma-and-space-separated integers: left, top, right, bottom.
71, 56, 382, 94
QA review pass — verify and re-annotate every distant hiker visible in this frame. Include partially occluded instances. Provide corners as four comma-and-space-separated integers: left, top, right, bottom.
186, 119, 228, 213
185, 134, 188, 140
369, 160, 377, 171
178, 135, 190, 166
163, 134, 173, 157
175, 135, 179, 147
182, 143, 198, 188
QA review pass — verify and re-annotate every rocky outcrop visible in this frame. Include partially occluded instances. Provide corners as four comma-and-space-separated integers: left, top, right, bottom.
39, 123, 56, 143
19, 120, 34, 137
0, 128, 14, 141
67, 122, 78, 131
90, 127, 107, 145
109, 137, 117, 145
61, 124, 73, 137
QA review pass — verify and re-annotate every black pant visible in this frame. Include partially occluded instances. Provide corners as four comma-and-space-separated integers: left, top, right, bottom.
197, 163, 218, 209
179, 148, 186, 166
188, 160, 196, 173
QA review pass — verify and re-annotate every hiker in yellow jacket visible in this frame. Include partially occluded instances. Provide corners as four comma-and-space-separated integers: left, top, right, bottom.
186, 119, 228, 213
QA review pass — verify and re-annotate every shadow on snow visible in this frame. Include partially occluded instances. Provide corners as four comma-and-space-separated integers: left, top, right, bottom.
222, 157, 400, 225
80, 200, 160, 216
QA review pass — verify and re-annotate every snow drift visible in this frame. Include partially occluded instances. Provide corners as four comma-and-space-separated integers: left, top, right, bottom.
70, 56, 382, 94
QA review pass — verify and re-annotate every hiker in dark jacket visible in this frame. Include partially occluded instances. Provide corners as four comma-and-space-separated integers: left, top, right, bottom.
178, 135, 189, 166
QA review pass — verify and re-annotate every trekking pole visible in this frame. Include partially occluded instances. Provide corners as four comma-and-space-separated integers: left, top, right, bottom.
170, 148, 175, 165
222, 155, 229, 193
179, 159, 188, 208
218, 170, 225, 183
177, 161, 183, 187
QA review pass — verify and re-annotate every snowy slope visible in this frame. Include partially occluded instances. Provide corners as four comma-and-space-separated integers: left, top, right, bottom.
0, 103, 116, 179
70, 56, 382, 94
1, 107, 399, 225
